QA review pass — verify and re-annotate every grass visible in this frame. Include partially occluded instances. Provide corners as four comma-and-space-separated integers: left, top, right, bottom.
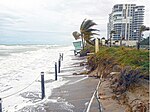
86, 46, 149, 78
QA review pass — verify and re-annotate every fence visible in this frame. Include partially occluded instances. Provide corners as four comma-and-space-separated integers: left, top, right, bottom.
0, 53, 64, 112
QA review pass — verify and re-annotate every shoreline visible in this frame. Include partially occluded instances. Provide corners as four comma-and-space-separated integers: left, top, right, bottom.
15, 54, 101, 112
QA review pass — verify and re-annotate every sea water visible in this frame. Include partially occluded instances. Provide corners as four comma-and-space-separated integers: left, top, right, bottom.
0, 45, 75, 112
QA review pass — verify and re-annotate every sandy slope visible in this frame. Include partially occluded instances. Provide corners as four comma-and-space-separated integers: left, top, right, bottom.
98, 77, 149, 112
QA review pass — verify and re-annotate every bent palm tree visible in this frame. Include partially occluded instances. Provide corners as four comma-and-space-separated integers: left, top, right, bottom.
80, 19, 99, 49
72, 31, 81, 40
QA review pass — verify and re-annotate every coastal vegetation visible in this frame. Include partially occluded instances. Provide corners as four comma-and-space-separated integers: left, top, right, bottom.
87, 46, 149, 79
84, 46, 149, 111
72, 19, 99, 49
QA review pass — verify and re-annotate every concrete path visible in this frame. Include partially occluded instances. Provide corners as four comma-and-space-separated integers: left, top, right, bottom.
44, 56, 100, 112
45, 75, 99, 112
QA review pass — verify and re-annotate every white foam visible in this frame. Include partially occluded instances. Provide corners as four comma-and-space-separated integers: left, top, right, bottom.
0, 45, 75, 112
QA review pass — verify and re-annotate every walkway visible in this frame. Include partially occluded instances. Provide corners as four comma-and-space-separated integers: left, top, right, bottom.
46, 75, 99, 112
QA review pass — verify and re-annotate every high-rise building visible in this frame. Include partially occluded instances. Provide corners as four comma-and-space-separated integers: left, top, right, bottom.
107, 4, 145, 45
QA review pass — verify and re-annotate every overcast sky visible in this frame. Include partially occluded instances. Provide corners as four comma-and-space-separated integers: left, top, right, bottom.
0, 0, 149, 45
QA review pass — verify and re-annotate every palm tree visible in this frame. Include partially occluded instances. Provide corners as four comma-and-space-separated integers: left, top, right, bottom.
110, 30, 116, 47
120, 36, 125, 46
137, 25, 150, 50
72, 31, 81, 40
80, 19, 99, 49
105, 39, 109, 45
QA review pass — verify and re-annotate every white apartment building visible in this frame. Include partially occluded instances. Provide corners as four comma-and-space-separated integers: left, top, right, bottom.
107, 4, 145, 46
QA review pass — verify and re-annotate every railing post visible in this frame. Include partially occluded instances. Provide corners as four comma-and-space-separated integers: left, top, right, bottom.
55, 62, 57, 80
59, 53, 61, 60
58, 59, 61, 73
59, 58, 61, 67
61, 53, 63, 61
0, 98, 2, 112
41, 72, 45, 99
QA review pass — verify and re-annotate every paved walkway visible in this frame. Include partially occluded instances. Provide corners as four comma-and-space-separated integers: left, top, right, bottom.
45, 75, 99, 112
44, 56, 100, 112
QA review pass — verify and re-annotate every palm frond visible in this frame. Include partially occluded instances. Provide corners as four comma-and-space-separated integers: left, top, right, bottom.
85, 35, 94, 40
87, 32, 99, 36
140, 25, 150, 32
85, 29, 100, 32
80, 19, 86, 30
89, 36, 95, 39
82, 19, 92, 29
110, 30, 116, 34
72, 31, 81, 40
82, 20, 97, 31
85, 39, 95, 46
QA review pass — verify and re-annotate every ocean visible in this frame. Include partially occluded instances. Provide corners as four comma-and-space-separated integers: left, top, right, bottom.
0, 45, 78, 112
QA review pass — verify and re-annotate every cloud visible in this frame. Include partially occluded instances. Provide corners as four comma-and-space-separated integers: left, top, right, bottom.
0, 0, 149, 44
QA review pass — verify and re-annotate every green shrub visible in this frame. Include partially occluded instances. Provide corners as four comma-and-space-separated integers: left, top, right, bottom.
87, 46, 149, 78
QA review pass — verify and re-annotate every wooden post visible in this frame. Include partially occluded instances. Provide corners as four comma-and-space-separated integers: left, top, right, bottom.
59, 53, 61, 60
41, 72, 45, 99
55, 62, 57, 80
0, 98, 2, 112
61, 53, 63, 61
95, 38, 99, 53
58, 59, 60, 73
59, 58, 61, 67
59, 54, 61, 67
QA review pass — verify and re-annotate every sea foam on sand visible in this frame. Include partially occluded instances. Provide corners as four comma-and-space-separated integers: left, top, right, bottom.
0, 45, 74, 112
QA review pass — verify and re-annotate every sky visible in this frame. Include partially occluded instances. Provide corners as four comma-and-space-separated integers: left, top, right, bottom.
0, 0, 149, 45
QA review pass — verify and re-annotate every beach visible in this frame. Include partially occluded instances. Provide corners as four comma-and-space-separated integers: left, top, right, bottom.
0, 45, 100, 112
0, 45, 149, 112
0, 45, 73, 111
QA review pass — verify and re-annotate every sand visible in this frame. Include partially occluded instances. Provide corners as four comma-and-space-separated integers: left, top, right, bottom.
98, 77, 149, 112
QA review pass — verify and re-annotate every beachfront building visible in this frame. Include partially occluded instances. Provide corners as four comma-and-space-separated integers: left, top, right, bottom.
107, 4, 145, 46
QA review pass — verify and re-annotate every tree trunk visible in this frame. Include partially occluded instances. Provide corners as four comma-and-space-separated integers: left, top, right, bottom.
120, 39, 122, 46
110, 35, 112, 47
81, 36, 84, 50
137, 32, 141, 50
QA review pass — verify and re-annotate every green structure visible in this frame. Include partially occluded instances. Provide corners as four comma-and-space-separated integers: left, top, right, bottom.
73, 39, 82, 55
